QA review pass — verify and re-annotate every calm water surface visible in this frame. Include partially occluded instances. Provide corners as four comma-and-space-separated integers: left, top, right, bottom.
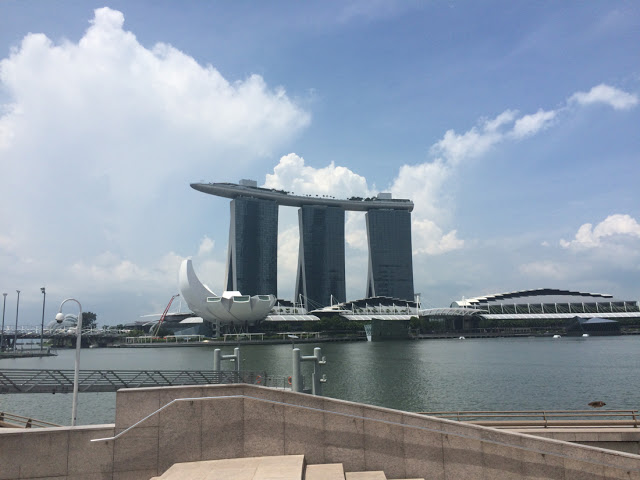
1, 336, 638, 426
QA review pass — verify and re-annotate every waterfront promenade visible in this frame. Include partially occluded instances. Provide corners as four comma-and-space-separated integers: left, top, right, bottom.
1, 383, 639, 479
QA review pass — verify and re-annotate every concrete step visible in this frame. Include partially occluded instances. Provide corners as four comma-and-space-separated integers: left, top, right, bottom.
344, 474, 424, 480
345, 472, 387, 480
154, 454, 305, 480
305, 463, 345, 480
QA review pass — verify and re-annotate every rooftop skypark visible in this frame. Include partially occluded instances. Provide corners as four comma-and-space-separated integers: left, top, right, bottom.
191, 180, 414, 212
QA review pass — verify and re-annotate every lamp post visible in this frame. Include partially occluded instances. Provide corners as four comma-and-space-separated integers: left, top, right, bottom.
56, 298, 83, 426
40, 288, 46, 351
1, 293, 7, 351
13, 290, 20, 352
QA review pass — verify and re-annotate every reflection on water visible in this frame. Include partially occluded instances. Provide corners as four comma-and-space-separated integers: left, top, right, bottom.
1, 336, 638, 426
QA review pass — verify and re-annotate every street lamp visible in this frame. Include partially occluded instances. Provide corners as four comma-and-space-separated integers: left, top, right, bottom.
56, 298, 83, 426
40, 288, 46, 351
1, 293, 7, 351
13, 290, 20, 352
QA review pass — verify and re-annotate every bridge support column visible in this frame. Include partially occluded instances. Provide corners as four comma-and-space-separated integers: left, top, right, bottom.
213, 347, 240, 372
292, 347, 326, 395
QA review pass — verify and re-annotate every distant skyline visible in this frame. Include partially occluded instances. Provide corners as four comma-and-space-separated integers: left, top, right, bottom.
0, 1, 638, 326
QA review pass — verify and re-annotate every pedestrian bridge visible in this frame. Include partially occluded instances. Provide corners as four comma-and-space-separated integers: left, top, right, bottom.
0, 368, 281, 394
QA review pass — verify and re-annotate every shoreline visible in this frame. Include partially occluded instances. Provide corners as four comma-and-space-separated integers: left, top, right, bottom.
100, 330, 636, 348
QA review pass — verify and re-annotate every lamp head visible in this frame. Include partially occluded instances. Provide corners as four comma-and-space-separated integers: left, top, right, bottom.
41, 287, 45, 294
55, 312, 65, 324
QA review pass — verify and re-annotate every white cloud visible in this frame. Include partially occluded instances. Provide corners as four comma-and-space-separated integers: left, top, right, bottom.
0, 7, 309, 320
519, 261, 564, 279
264, 153, 372, 197
569, 84, 639, 111
412, 219, 464, 255
510, 109, 557, 138
430, 122, 501, 166
560, 214, 640, 249
197, 237, 215, 256
69, 251, 182, 291
277, 224, 300, 291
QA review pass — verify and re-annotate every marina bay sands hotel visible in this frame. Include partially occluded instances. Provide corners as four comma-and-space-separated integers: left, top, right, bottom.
191, 180, 415, 309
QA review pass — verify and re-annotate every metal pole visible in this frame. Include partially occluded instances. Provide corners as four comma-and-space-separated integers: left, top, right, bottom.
292, 348, 302, 393
58, 298, 82, 426
1, 293, 6, 351
234, 347, 240, 373
213, 349, 221, 371
40, 288, 46, 351
13, 290, 20, 351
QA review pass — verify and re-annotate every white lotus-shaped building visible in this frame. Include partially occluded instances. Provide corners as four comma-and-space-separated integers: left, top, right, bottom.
178, 259, 276, 326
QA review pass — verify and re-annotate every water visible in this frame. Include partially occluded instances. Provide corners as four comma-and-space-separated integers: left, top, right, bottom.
1, 336, 639, 426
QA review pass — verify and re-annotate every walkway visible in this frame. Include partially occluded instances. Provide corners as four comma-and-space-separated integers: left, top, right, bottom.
0, 369, 268, 394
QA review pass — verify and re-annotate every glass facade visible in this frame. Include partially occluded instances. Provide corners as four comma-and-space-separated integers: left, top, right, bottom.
225, 197, 278, 296
295, 205, 346, 309
366, 209, 415, 301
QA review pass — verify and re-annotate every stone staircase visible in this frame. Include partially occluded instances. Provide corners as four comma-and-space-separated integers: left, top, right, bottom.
151, 455, 424, 480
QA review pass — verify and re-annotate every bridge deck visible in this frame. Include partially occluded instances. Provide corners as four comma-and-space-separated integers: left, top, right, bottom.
0, 369, 270, 394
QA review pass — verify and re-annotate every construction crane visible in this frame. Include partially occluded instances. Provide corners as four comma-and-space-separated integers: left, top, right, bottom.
152, 294, 180, 337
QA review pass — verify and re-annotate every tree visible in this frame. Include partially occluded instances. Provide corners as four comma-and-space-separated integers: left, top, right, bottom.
83, 311, 98, 330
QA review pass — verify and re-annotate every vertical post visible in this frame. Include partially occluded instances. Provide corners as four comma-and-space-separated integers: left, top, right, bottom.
292, 348, 302, 393
57, 298, 83, 426
0, 293, 6, 351
13, 290, 20, 351
213, 349, 221, 371
71, 307, 83, 426
312, 347, 322, 395
214, 348, 240, 373
293, 347, 327, 395
40, 288, 46, 351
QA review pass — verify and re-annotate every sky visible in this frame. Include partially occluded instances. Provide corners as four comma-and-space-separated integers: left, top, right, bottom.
0, 1, 639, 327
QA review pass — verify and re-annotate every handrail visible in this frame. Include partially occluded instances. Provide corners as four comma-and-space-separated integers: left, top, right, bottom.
0, 411, 61, 428
90, 394, 640, 474
418, 409, 640, 428
0, 369, 277, 394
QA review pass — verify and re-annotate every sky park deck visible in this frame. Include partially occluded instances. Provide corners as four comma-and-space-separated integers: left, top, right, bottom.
190, 181, 414, 211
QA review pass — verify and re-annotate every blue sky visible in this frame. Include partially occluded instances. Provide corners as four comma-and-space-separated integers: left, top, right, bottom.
0, 1, 639, 326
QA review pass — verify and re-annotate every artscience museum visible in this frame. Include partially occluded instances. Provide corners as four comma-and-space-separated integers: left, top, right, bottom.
178, 258, 276, 327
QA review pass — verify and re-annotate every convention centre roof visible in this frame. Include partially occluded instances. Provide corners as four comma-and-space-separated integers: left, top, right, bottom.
451, 288, 621, 308
480, 312, 639, 321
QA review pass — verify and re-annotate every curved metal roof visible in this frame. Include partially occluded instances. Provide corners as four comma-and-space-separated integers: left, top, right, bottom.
453, 288, 615, 307
478, 312, 638, 320
420, 308, 487, 317
264, 314, 320, 322
191, 182, 414, 212
341, 314, 414, 321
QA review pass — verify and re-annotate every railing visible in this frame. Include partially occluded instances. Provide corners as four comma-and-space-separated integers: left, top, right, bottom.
0, 369, 281, 394
0, 411, 60, 428
125, 335, 204, 344
418, 409, 640, 428
89, 394, 639, 475
0, 346, 57, 355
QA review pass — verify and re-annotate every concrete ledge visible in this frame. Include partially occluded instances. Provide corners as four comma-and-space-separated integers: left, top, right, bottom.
511, 427, 640, 455
1, 385, 639, 479
0, 424, 115, 480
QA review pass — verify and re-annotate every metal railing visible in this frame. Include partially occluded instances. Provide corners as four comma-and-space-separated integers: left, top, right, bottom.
0, 411, 60, 428
0, 369, 280, 394
89, 394, 639, 475
418, 409, 640, 428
